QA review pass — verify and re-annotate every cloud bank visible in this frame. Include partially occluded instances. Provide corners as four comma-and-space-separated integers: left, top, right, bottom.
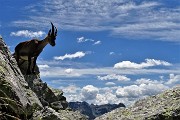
36, 59, 179, 105
116, 83, 169, 98
60, 73, 179, 105
97, 74, 130, 81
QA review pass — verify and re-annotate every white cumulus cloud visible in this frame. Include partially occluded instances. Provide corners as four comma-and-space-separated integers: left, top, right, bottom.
81, 85, 99, 100
116, 83, 169, 98
38, 64, 50, 70
64, 68, 80, 76
109, 52, 115, 55
54, 51, 86, 60
62, 85, 81, 94
97, 74, 130, 81
95, 92, 118, 105
77, 36, 101, 45
10, 30, 45, 38
135, 78, 162, 85
105, 82, 116, 86
114, 59, 172, 69
77, 36, 94, 43
77, 37, 84, 43
166, 74, 180, 85
64, 68, 74, 74
93, 40, 101, 45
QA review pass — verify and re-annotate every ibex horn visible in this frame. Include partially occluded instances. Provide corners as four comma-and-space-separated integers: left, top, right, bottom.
51, 22, 55, 35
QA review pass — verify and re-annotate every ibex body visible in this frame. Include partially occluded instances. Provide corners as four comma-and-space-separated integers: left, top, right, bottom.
14, 22, 57, 74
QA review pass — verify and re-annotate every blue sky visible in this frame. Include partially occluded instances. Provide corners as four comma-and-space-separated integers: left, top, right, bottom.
1, 0, 180, 106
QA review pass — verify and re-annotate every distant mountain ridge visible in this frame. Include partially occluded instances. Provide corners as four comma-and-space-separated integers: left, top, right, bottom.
69, 101, 126, 119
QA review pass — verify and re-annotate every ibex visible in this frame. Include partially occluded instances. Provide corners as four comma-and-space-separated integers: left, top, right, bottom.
14, 22, 57, 75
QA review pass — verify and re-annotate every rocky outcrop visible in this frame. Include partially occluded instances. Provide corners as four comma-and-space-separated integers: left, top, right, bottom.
24, 75, 68, 110
0, 36, 88, 120
0, 36, 42, 119
95, 86, 180, 120
33, 106, 88, 120
69, 101, 125, 120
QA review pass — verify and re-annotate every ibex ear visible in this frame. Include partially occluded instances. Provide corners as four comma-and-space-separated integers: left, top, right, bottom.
48, 29, 51, 36
55, 27, 58, 36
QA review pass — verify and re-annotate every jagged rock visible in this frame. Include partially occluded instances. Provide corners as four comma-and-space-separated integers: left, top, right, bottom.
50, 101, 64, 111
0, 36, 43, 118
50, 101, 69, 111
69, 101, 94, 119
91, 103, 126, 118
32, 107, 62, 120
32, 106, 88, 120
50, 88, 65, 101
95, 86, 180, 120
24, 75, 58, 104
23, 75, 68, 110
69, 101, 125, 120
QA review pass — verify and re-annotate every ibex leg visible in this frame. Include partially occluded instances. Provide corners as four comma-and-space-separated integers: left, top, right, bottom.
32, 57, 37, 74
26, 56, 32, 75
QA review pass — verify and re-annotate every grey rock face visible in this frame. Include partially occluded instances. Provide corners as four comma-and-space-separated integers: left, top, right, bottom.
95, 86, 180, 120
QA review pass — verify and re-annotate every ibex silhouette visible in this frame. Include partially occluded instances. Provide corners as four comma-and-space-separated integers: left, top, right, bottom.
14, 22, 57, 75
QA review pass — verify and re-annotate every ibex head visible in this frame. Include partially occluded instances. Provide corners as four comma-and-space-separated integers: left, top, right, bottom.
47, 22, 57, 46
